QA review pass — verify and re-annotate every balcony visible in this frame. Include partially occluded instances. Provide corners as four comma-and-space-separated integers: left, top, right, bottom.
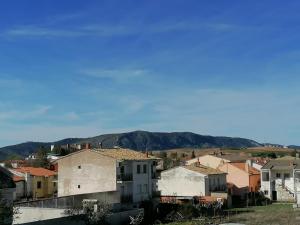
210, 185, 227, 192
121, 195, 133, 203
117, 173, 133, 181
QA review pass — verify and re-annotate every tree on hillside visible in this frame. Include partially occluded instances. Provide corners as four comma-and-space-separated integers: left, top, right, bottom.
191, 150, 196, 159
31, 146, 49, 168
159, 151, 167, 158
170, 152, 178, 159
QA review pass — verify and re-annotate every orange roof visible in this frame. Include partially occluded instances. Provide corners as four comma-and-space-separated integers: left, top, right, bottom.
14, 167, 56, 177
231, 163, 260, 175
13, 175, 25, 182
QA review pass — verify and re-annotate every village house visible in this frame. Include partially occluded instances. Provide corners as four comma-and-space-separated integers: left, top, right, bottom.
261, 156, 300, 202
186, 153, 260, 199
218, 162, 260, 198
157, 163, 228, 204
10, 167, 57, 199
55, 147, 160, 204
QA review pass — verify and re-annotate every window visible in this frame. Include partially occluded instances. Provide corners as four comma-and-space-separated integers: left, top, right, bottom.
143, 164, 147, 174
143, 184, 148, 193
78, 185, 81, 189
284, 173, 290, 179
78, 165, 81, 169
37, 181, 42, 189
53, 182, 56, 187
262, 172, 269, 181
137, 165, 141, 174
276, 173, 281, 178
120, 166, 125, 174
264, 190, 269, 195
138, 184, 142, 193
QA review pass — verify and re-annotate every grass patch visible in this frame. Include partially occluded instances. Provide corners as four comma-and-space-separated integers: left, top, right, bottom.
166, 204, 300, 225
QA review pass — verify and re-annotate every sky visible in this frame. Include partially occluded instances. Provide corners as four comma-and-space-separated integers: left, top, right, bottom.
0, 0, 300, 147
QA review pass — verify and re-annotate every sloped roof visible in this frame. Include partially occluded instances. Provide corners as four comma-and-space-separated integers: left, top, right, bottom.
92, 148, 159, 161
14, 167, 56, 177
184, 164, 226, 175
13, 175, 25, 182
54, 148, 159, 162
230, 162, 260, 175
262, 157, 300, 170
215, 154, 248, 162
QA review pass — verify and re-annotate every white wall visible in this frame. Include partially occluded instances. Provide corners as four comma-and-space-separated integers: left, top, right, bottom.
57, 150, 117, 197
13, 207, 143, 225
13, 207, 68, 224
15, 181, 25, 200
158, 167, 208, 196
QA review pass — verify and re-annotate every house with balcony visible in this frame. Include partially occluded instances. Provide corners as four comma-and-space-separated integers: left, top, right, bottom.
55, 148, 160, 204
261, 157, 300, 202
157, 163, 228, 203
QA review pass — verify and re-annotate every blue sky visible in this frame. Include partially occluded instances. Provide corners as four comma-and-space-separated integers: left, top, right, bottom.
1, 0, 300, 147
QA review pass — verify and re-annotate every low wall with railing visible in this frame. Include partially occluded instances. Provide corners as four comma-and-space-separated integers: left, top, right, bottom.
14, 191, 120, 209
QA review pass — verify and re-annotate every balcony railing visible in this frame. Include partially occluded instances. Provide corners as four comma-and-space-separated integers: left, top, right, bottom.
210, 185, 227, 192
117, 174, 133, 181
121, 195, 133, 203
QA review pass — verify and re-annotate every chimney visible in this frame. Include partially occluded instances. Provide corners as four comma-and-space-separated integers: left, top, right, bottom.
85, 143, 91, 150
50, 145, 55, 152
99, 142, 103, 149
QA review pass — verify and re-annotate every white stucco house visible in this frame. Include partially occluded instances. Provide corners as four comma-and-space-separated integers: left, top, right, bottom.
55, 148, 160, 204
260, 157, 300, 202
158, 164, 227, 198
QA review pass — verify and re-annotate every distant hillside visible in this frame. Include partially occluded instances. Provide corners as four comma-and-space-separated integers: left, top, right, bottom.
0, 131, 261, 160
288, 145, 300, 149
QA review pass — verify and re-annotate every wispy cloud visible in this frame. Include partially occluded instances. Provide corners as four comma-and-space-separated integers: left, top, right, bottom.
0, 78, 23, 87
1, 21, 238, 38
3, 26, 86, 37
0, 105, 52, 121
81, 68, 147, 82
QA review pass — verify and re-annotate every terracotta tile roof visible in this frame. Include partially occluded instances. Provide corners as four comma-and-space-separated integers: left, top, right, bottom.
230, 163, 260, 175
92, 148, 159, 161
14, 167, 56, 177
184, 164, 226, 175
13, 175, 25, 182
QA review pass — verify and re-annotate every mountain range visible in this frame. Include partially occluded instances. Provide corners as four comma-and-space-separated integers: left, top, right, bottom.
0, 131, 263, 160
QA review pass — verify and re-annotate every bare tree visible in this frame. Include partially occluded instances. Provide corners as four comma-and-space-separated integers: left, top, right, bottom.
64, 200, 112, 225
